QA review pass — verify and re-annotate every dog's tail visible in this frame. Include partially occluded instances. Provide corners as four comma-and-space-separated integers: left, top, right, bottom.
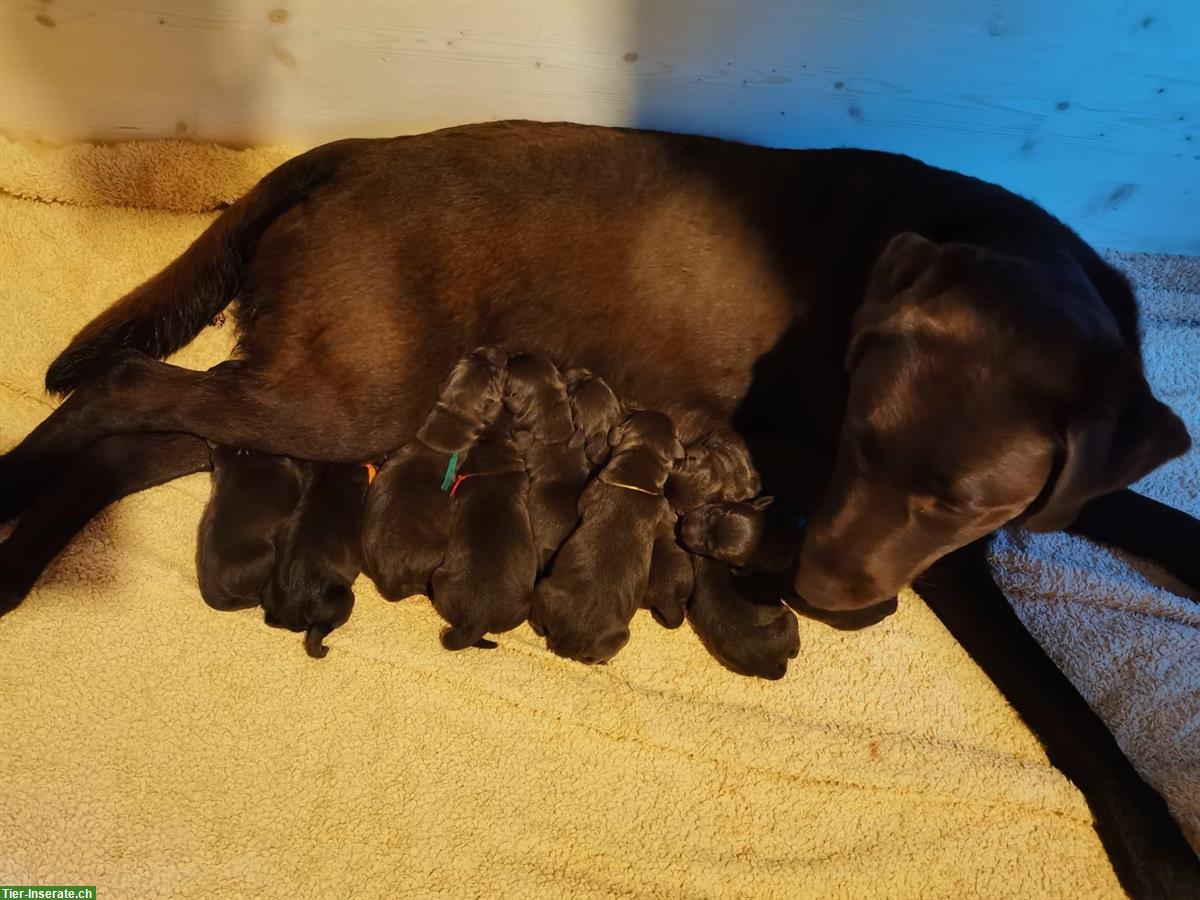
440, 623, 499, 652
305, 623, 332, 659
45, 140, 360, 397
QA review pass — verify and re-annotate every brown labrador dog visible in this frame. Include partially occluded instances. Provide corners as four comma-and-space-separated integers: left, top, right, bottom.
531, 412, 684, 663
430, 410, 537, 650
264, 461, 370, 658
362, 346, 507, 600
1, 121, 1196, 895
503, 352, 585, 570
197, 445, 305, 612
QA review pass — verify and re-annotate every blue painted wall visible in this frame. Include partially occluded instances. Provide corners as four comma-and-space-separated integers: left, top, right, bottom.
627, 1, 1199, 254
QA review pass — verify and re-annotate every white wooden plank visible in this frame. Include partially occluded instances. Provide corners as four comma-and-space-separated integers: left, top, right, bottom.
0, 0, 1195, 252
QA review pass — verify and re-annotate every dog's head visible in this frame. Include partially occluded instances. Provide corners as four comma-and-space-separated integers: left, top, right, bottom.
794, 233, 1190, 611
608, 411, 686, 475
504, 352, 574, 443
666, 428, 762, 513
563, 367, 624, 464
417, 345, 508, 453
679, 496, 773, 568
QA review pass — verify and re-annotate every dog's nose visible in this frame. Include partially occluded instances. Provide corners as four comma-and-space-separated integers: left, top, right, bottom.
792, 564, 883, 612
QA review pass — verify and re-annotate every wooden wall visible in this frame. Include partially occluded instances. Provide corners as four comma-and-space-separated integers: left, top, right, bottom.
1, 0, 1196, 253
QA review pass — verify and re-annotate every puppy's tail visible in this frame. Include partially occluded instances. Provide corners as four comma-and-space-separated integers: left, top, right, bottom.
305, 623, 332, 659
45, 140, 360, 396
440, 623, 498, 651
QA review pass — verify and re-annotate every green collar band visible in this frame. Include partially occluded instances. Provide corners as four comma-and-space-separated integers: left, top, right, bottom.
440, 451, 461, 492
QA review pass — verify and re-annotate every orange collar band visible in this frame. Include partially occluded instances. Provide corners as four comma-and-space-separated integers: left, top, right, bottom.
363, 462, 377, 485
449, 472, 479, 498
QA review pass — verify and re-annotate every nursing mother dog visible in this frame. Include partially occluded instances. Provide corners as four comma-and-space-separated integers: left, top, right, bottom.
0, 121, 1197, 896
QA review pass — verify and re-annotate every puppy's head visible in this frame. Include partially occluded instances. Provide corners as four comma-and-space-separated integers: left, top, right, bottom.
264, 581, 355, 659
795, 233, 1190, 612
417, 345, 508, 453
608, 411, 686, 470
666, 428, 762, 513
563, 368, 624, 464
504, 353, 574, 442
679, 496, 774, 568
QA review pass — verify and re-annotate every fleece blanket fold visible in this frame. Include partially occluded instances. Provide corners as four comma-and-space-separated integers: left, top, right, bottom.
0, 134, 1193, 898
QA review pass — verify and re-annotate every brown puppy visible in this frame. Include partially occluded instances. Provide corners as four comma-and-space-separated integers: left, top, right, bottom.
640, 428, 761, 628
562, 368, 624, 466
505, 353, 586, 570
687, 556, 800, 681
531, 411, 685, 663
681, 497, 898, 631
362, 346, 507, 600
264, 461, 369, 658
640, 509, 694, 629
666, 428, 762, 514
430, 410, 537, 650
678, 496, 790, 574
196, 445, 305, 612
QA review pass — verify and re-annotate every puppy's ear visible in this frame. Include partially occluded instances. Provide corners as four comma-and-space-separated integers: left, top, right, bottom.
607, 419, 631, 448
1023, 375, 1190, 532
749, 495, 775, 511
584, 430, 611, 466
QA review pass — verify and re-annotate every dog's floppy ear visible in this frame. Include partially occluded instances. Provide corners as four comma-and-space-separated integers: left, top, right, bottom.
846, 232, 941, 372
1023, 378, 1191, 532
607, 418, 632, 448
583, 430, 610, 465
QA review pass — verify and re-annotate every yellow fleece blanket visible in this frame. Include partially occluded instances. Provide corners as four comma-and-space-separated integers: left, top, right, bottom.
0, 136, 1123, 898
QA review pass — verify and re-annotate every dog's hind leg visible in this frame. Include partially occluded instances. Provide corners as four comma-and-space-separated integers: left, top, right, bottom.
1068, 489, 1200, 595
0, 432, 211, 615
0, 353, 409, 522
914, 539, 1200, 900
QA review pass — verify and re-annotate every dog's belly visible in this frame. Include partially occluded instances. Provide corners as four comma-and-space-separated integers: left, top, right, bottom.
243, 131, 804, 445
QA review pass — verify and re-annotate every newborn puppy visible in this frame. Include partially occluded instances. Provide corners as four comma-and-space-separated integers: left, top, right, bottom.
430, 410, 537, 650
362, 345, 507, 600
687, 556, 800, 680
666, 428, 761, 514
682, 498, 897, 630
678, 496, 792, 574
640, 510, 693, 629
532, 411, 685, 663
505, 353, 586, 570
642, 430, 761, 628
196, 445, 305, 612
563, 367, 624, 466
265, 461, 370, 658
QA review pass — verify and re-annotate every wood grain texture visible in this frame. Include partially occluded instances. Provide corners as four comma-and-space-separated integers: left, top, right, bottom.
0, 0, 1196, 252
